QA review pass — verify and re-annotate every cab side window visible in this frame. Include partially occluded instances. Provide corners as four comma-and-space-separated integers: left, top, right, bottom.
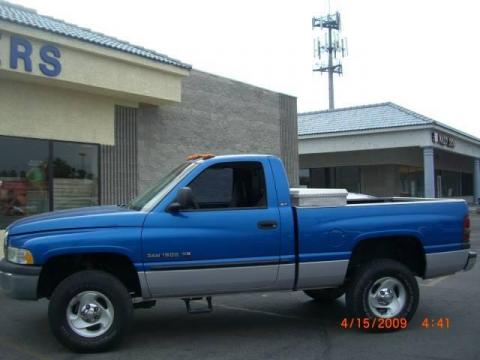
188, 162, 267, 210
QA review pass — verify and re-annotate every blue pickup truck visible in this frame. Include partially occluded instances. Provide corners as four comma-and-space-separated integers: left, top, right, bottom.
0, 154, 476, 352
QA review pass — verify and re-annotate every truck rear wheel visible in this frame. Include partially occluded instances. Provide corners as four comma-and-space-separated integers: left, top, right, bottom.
345, 259, 419, 330
48, 270, 132, 352
304, 287, 345, 301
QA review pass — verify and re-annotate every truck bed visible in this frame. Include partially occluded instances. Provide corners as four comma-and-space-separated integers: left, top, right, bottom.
294, 198, 467, 257
292, 198, 468, 288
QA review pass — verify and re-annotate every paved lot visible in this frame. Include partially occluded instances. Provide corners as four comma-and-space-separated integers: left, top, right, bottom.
0, 216, 479, 360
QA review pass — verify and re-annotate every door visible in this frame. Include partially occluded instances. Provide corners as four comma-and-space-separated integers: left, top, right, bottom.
142, 160, 282, 297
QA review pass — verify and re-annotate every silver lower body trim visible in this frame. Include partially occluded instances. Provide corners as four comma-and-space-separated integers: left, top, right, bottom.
296, 259, 348, 290
276, 263, 296, 289
144, 265, 278, 298
424, 249, 471, 279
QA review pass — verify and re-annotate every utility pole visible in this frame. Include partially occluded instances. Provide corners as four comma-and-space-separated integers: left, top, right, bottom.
312, 12, 347, 110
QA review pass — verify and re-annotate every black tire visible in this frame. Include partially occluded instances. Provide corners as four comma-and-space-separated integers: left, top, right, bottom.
345, 259, 419, 331
304, 287, 345, 301
48, 270, 133, 352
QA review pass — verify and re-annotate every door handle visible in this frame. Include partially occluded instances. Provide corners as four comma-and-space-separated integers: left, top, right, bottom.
257, 220, 278, 230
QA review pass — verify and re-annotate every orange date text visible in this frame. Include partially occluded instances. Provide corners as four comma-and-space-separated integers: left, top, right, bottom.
340, 317, 408, 330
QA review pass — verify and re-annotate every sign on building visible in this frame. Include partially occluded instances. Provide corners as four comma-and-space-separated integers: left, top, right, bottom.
432, 131, 455, 148
0, 34, 62, 77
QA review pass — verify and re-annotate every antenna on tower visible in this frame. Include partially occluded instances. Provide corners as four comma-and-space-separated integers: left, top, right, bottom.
312, 10, 348, 110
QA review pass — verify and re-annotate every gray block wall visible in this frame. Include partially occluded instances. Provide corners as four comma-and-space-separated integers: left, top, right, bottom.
100, 106, 138, 205
137, 70, 298, 193
280, 94, 299, 186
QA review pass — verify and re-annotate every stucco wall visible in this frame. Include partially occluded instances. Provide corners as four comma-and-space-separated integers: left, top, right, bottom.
0, 78, 115, 144
137, 70, 298, 192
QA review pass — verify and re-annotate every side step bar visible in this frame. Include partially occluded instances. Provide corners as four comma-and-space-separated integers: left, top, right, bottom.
182, 296, 213, 314
133, 300, 157, 309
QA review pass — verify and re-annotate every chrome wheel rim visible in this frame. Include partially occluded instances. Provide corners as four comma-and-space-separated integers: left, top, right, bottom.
66, 291, 114, 338
367, 277, 406, 318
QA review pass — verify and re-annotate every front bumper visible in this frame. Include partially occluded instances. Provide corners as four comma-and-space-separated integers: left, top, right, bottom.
464, 251, 477, 272
0, 258, 41, 300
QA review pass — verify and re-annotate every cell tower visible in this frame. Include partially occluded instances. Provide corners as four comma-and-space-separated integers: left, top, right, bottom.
312, 11, 348, 110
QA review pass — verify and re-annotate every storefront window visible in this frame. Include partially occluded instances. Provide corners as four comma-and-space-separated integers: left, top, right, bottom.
438, 170, 461, 197
299, 169, 310, 187
399, 166, 424, 197
335, 166, 361, 193
53, 142, 98, 210
310, 168, 329, 188
305, 166, 361, 192
0, 137, 49, 228
435, 170, 472, 198
0, 136, 99, 227
461, 173, 473, 196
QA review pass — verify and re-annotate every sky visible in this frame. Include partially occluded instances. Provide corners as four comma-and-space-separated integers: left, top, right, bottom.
11, 0, 480, 137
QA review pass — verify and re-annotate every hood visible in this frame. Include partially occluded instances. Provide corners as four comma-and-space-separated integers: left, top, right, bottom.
7, 206, 147, 236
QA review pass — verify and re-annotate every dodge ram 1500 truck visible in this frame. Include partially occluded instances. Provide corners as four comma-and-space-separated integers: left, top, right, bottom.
0, 154, 476, 352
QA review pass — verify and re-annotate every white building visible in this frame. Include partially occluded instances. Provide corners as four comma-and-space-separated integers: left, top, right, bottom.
298, 102, 480, 204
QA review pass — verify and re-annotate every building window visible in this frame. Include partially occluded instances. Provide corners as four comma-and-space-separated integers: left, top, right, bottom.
399, 166, 424, 197
299, 169, 310, 187
437, 170, 461, 197
0, 136, 99, 227
461, 173, 473, 196
304, 166, 361, 193
434, 170, 473, 198
0, 137, 49, 228
335, 166, 361, 193
309, 168, 332, 188
53, 142, 99, 210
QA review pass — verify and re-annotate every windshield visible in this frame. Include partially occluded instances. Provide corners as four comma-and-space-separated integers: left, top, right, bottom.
128, 162, 196, 211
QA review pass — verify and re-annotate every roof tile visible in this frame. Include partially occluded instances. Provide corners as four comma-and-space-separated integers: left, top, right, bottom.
0, 1, 191, 70
298, 102, 433, 136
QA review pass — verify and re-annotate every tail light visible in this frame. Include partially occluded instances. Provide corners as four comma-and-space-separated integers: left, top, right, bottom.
463, 215, 471, 242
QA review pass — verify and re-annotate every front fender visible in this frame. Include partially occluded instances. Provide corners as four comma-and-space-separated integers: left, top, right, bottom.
10, 227, 143, 266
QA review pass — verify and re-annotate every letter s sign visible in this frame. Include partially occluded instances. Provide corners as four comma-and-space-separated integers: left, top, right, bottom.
8, 35, 62, 77
39, 45, 61, 77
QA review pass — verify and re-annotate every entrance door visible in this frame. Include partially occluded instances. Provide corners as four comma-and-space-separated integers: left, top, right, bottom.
142, 161, 282, 297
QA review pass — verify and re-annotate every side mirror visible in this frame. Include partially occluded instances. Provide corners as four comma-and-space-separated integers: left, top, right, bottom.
166, 202, 182, 212
167, 187, 195, 212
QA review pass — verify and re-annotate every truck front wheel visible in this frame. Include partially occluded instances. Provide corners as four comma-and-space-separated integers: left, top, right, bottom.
345, 259, 419, 330
48, 270, 133, 352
